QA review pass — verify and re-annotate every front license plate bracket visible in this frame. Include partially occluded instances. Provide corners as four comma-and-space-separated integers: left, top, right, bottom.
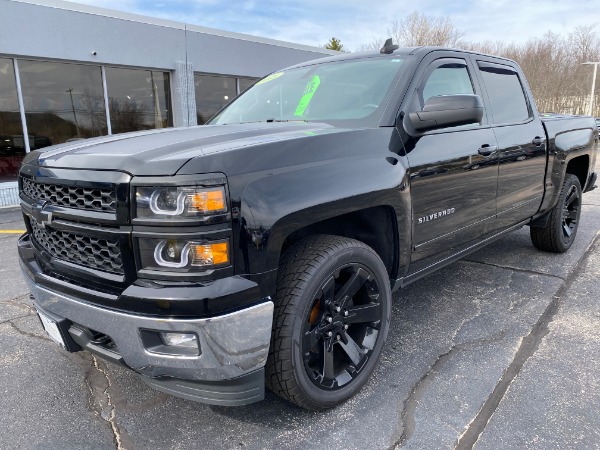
36, 309, 82, 352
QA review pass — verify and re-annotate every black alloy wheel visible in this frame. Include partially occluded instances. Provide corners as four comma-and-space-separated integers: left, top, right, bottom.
560, 183, 580, 243
531, 174, 582, 253
302, 263, 382, 390
266, 235, 391, 410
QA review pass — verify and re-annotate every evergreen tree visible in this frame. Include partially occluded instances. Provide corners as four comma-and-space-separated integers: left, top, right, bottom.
325, 37, 345, 52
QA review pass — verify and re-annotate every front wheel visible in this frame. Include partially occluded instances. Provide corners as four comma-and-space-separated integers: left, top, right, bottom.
530, 174, 582, 253
266, 235, 391, 410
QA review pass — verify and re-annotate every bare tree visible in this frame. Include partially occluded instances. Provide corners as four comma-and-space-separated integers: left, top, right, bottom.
463, 27, 600, 115
109, 98, 148, 134
569, 24, 600, 62
80, 88, 107, 137
359, 11, 463, 51
362, 18, 600, 116
390, 12, 464, 47
358, 38, 385, 52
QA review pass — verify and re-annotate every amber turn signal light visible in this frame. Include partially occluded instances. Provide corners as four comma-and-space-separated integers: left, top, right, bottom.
191, 241, 229, 266
188, 188, 226, 213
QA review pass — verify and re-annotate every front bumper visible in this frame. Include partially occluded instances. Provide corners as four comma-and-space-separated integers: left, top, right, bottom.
21, 258, 274, 405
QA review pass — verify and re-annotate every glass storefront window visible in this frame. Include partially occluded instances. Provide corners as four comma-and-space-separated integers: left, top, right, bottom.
18, 60, 107, 149
0, 58, 25, 182
238, 77, 258, 93
195, 74, 237, 125
105, 68, 172, 134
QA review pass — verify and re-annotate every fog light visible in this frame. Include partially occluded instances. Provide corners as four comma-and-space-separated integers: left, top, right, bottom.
160, 332, 198, 348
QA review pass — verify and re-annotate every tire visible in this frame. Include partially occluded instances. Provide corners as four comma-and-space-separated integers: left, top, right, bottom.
266, 235, 391, 410
530, 174, 582, 253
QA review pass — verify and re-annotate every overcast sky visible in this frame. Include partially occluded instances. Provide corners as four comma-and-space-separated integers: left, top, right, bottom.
76, 0, 599, 50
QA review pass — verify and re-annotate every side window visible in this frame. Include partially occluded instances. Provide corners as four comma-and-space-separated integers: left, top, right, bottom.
405, 59, 479, 131
421, 63, 474, 105
478, 62, 530, 124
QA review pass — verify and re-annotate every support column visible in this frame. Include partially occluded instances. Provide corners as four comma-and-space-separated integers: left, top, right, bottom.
172, 61, 197, 127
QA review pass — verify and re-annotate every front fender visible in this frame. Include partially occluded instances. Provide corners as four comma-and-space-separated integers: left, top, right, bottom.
237, 153, 411, 277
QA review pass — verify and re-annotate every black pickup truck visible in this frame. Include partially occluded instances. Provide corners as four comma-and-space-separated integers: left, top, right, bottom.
18, 44, 598, 410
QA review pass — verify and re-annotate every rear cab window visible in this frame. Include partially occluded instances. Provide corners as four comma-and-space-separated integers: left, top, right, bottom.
476, 61, 531, 125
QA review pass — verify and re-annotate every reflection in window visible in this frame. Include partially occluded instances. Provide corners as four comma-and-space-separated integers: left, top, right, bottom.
422, 65, 474, 103
238, 77, 258, 93
479, 66, 529, 124
195, 74, 237, 125
105, 68, 172, 134
0, 58, 25, 182
211, 58, 405, 127
18, 60, 107, 148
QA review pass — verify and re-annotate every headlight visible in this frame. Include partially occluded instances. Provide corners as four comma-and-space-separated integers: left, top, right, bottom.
136, 186, 227, 218
138, 238, 230, 272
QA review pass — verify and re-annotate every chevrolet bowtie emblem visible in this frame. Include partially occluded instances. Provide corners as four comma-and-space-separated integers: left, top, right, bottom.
32, 200, 53, 229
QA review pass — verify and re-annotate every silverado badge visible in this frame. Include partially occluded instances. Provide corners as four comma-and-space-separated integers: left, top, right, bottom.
418, 208, 456, 224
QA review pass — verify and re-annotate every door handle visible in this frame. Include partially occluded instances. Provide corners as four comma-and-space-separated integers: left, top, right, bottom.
478, 145, 497, 156
532, 136, 545, 146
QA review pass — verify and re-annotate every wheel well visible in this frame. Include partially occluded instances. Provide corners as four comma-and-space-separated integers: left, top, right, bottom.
280, 206, 398, 279
566, 155, 589, 189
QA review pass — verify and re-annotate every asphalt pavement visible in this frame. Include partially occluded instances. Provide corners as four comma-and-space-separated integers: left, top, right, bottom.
0, 169, 599, 449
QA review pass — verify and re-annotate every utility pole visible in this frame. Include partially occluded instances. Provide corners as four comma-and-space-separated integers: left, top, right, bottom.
66, 88, 81, 136
582, 62, 599, 116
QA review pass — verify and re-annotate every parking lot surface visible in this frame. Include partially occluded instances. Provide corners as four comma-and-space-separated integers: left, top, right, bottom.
1, 169, 599, 449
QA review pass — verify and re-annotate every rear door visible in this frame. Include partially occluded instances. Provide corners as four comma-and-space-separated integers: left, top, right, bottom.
473, 60, 547, 229
403, 55, 499, 274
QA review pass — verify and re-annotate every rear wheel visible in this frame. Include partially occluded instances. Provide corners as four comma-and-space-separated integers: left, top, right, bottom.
530, 174, 582, 253
266, 235, 391, 410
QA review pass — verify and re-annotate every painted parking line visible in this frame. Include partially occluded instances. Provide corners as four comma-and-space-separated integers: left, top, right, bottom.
0, 230, 25, 234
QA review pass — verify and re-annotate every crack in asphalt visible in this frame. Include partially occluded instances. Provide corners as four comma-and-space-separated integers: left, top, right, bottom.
7, 320, 51, 342
388, 276, 499, 449
2, 305, 135, 449
85, 355, 133, 450
450, 280, 483, 345
1, 294, 138, 449
461, 260, 566, 281
0, 304, 49, 343
0, 314, 32, 325
454, 232, 600, 450
389, 348, 452, 449
0, 295, 36, 314
389, 329, 509, 449
389, 234, 599, 449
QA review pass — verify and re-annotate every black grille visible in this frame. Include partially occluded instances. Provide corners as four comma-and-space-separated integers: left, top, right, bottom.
22, 177, 117, 212
29, 219, 124, 275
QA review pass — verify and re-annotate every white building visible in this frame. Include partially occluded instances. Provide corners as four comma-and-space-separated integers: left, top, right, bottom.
0, 0, 334, 204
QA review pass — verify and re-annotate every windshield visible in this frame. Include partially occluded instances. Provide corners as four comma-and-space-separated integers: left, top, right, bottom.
209, 56, 406, 127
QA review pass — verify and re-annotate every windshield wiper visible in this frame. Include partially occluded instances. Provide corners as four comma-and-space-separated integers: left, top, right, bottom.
265, 118, 308, 123
219, 119, 309, 125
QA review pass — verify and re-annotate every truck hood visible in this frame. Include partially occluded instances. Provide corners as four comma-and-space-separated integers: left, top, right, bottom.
22, 122, 343, 176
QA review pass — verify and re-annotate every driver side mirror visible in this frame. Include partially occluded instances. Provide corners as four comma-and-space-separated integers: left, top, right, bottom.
408, 94, 484, 132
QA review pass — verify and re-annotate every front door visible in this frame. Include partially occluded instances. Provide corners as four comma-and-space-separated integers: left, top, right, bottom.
402, 57, 499, 275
